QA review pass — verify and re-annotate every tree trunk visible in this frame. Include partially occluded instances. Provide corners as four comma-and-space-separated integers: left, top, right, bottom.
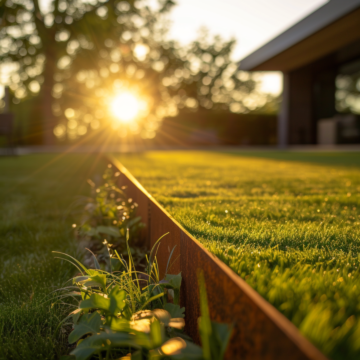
41, 50, 56, 146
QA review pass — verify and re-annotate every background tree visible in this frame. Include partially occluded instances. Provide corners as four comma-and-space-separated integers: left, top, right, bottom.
1, 0, 272, 145
335, 71, 360, 115
163, 29, 260, 114
0, 0, 176, 144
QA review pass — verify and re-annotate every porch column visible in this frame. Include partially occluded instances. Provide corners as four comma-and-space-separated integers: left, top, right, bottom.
278, 72, 289, 148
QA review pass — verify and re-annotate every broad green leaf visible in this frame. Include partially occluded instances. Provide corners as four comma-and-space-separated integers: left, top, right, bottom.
71, 332, 138, 360
88, 274, 106, 293
80, 288, 127, 316
160, 273, 182, 305
109, 286, 127, 314
209, 321, 233, 360
74, 271, 107, 291
78, 280, 106, 289
80, 293, 110, 312
73, 276, 90, 284
152, 309, 171, 326
163, 273, 182, 290
164, 303, 185, 319
171, 341, 204, 359
107, 316, 130, 332
122, 302, 133, 320
152, 338, 203, 360
68, 312, 102, 344
168, 318, 185, 330
96, 225, 121, 238
150, 319, 163, 348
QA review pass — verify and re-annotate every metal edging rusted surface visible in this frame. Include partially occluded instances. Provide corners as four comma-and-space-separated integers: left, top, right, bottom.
107, 154, 329, 360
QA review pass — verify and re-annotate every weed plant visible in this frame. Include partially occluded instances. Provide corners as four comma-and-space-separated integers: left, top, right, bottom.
0, 154, 106, 360
72, 164, 144, 265
56, 231, 232, 359
116, 150, 360, 360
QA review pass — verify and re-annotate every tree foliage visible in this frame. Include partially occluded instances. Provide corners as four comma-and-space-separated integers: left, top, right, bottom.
336, 72, 360, 115
0, 0, 268, 144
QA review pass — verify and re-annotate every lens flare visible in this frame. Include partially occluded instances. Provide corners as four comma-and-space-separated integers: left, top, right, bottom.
111, 92, 140, 123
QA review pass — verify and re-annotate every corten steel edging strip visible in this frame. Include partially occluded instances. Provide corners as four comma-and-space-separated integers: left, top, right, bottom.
107, 154, 328, 360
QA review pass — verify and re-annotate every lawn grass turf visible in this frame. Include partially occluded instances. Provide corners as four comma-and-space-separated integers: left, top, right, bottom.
116, 150, 360, 360
0, 154, 106, 360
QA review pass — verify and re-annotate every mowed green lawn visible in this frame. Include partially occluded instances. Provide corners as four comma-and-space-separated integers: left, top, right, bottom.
0, 154, 105, 360
117, 150, 360, 360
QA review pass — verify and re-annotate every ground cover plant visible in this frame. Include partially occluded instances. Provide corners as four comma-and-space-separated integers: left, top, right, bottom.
116, 150, 360, 360
56, 231, 232, 360
0, 154, 106, 360
72, 164, 144, 266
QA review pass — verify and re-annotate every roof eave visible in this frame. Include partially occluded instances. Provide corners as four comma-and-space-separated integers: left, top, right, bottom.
238, 0, 360, 71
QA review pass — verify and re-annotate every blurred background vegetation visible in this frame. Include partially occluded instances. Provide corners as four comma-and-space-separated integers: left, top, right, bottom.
0, 0, 279, 147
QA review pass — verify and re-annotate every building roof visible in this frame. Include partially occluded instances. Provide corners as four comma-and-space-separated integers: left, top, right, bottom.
239, 0, 360, 72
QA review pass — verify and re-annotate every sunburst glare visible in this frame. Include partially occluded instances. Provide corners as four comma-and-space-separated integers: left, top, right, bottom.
111, 92, 141, 123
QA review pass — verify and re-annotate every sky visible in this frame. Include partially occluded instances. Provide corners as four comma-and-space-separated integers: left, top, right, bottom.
167, 0, 328, 61
166, 0, 329, 95
1, 0, 329, 98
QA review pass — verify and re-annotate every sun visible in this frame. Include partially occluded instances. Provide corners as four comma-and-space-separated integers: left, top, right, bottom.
111, 92, 140, 123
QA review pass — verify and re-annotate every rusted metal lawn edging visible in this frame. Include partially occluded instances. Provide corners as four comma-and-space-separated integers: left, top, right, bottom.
108, 155, 328, 360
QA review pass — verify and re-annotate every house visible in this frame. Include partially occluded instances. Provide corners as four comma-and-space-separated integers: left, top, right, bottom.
239, 0, 360, 146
